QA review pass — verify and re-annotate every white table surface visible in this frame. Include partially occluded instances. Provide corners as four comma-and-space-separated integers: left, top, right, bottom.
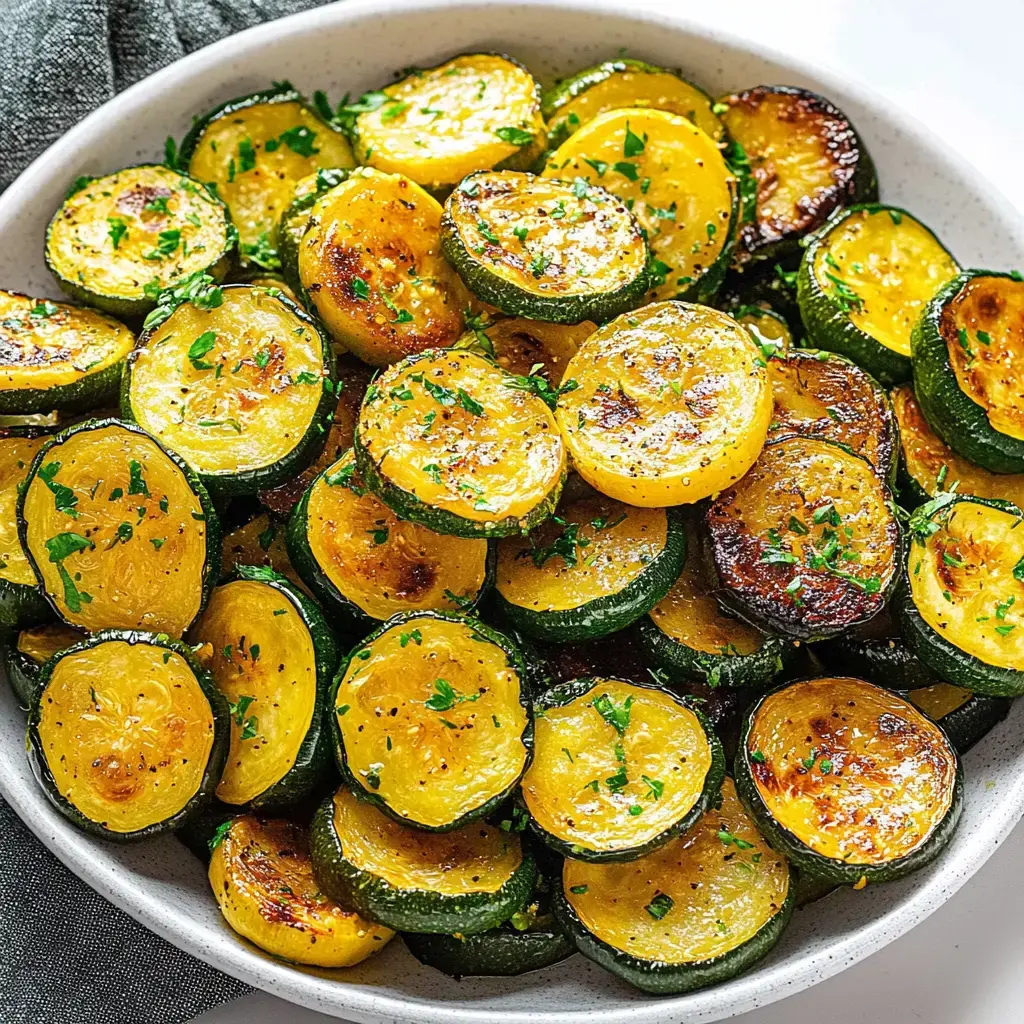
194, 0, 1024, 1021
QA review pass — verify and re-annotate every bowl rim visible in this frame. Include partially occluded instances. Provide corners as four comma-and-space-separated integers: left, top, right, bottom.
3, 1, 1024, 1022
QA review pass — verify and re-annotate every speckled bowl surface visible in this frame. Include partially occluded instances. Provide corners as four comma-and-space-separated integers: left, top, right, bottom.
2, 1, 1022, 1021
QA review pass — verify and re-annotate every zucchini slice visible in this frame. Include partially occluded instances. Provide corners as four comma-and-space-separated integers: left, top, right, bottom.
0, 291, 135, 415
892, 383, 1024, 508
355, 348, 566, 538
899, 494, 1024, 696
456, 315, 593, 383
29, 630, 228, 840
441, 171, 649, 324
639, 518, 787, 689
298, 167, 470, 366
912, 270, 1024, 473
704, 436, 901, 641
494, 497, 685, 642
349, 54, 545, 194
797, 204, 959, 385
180, 83, 355, 261
735, 676, 962, 884
209, 814, 394, 967
520, 677, 724, 861
906, 682, 1010, 754
287, 449, 492, 626
332, 611, 531, 831
123, 284, 335, 495
403, 869, 574, 976
766, 348, 898, 483
543, 59, 724, 147
220, 512, 308, 595
0, 428, 54, 628
277, 166, 351, 296
310, 785, 537, 933
554, 301, 771, 506
718, 262, 801, 336
554, 777, 794, 994
734, 304, 794, 355
2, 622, 82, 708
45, 165, 233, 317
716, 86, 877, 264
188, 564, 338, 809
544, 108, 737, 302
19, 419, 218, 635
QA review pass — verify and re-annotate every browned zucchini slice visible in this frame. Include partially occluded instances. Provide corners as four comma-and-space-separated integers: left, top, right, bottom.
704, 436, 900, 640
209, 814, 394, 966
521, 677, 724, 861
766, 348, 897, 482
716, 86, 877, 262
350, 54, 545, 194
298, 167, 470, 366
456, 315, 594, 383
554, 301, 771, 506
735, 677, 962, 884
220, 512, 308, 595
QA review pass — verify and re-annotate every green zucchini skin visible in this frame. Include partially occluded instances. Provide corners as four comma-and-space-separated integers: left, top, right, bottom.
27, 629, 230, 842
121, 287, 336, 496
0, 580, 52, 632
403, 922, 573, 977
309, 790, 538, 933
1, 633, 44, 709
637, 613, 787, 690
331, 610, 534, 832
910, 689, 1011, 755
733, 680, 964, 884
814, 624, 941, 692
797, 204, 950, 386
439, 173, 651, 325
911, 270, 1024, 473
551, 861, 796, 995
0, 358, 125, 417
493, 508, 687, 643
520, 676, 725, 863
17, 417, 222, 630
226, 564, 339, 811
284, 475, 496, 630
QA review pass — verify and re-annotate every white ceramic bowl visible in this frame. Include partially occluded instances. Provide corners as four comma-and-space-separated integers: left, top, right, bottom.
3, 2, 1023, 1021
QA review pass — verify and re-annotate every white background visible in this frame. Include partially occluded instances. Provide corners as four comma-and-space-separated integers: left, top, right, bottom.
195, 0, 1024, 1021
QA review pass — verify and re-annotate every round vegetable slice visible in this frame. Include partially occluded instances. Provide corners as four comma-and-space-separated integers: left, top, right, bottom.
208, 814, 394, 967
277, 167, 351, 296
332, 611, 531, 831
544, 108, 736, 302
0, 428, 54, 628
456, 315, 593, 383
906, 682, 1010, 754
765, 347, 898, 482
310, 785, 537, 933
2, 622, 82, 708
441, 171, 649, 324
298, 167, 470, 366
188, 565, 338, 809
45, 166, 233, 317
797, 204, 959, 385
0, 291, 135, 415
735, 676, 962, 884
349, 53, 545, 194
179, 83, 355, 261
520, 677, 724, 861
355, 348, 565, 538
716, 86, 878, 264
639, 518, 787, 689
734, 304, 794, 355
554, 777, 793, 994
29, 630, 228, 840
554, 301, 771, 506
287, 450, 492, 626
19, 419, 218, 635
123, 284, 335, 495
899, 494, 1024, 696
220, 512, 308, 595
543, 59, 723, 147
892, 384, 1024, 508
403, 868, 574, 976
705, 436, 900, 641
494, 497, 685, 642
912, 270, 1024, 473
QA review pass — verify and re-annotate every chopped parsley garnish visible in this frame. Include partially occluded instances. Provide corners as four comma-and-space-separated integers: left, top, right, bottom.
106, 217, 128, 249
645, 892, 673, 920
37, 461, 78, 518
591, 692, 632, 736
424, 678, 480, 712
495, 125, 535, 146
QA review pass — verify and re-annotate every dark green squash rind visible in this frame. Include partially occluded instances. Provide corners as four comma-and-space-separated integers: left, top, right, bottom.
309, 790, 538, 933
0, 357, 127, 416
27, 629, 229, 842
403, 923, 574, 977
814, 628, 940, 692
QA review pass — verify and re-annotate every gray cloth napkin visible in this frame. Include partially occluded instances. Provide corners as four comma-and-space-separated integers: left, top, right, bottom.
0, 3, 330, 1021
